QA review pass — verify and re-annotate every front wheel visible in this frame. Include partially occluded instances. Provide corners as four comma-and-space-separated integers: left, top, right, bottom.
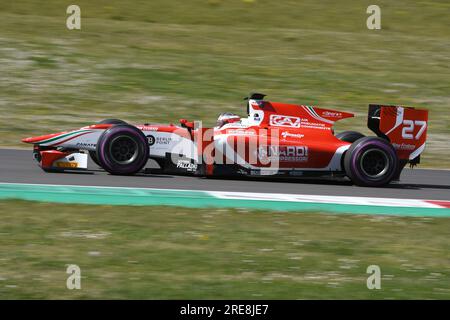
90, 119, 128, 167
344, 137, 398, 187
96, 124, 149, 175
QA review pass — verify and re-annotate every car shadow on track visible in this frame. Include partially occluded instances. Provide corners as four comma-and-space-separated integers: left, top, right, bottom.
203, 175, 354, 186
47, 170, 95, 175
386, 183, 450, 190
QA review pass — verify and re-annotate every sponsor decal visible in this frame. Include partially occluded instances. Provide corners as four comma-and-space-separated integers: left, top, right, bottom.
299, 119, 330, 130
147, 135, 173, 146
250, 169, 278, 176
270, 114, 301, 128
76, 142, 96, 148
141, 126, 159, 131
300, 124, 330, 130
281, 132, 304, 139
227, 129, 256, 135
176, 160, 197, 171
253, 113, 261, 121
222, 122, 247, 129
147, 135, 155, 146
258, 145, 309, 162
392, 143, 416, 151
156, 137, 172, 145
55, 162, 78, 168
322, 111, 342, 118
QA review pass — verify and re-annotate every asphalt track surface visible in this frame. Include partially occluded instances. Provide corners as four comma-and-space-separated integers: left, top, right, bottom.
1, 149, 449, 200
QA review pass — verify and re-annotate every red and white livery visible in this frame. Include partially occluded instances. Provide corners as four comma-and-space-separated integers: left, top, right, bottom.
22, 93, 428, 187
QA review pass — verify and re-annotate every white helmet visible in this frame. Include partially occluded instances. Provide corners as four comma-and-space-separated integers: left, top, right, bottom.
216, 112, 241, 127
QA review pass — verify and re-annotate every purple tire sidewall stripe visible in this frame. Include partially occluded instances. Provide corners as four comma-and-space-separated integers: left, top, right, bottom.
98, 127, 148, 173
351, 140, 397, 183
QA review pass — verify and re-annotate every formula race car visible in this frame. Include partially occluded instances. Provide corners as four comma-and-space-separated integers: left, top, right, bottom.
22, 93, 428, 187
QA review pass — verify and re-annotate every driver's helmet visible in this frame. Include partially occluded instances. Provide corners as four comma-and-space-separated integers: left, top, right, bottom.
216, 112, 241, 127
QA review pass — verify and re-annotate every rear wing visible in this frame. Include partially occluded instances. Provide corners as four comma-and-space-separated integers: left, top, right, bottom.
368, 104, 428, 163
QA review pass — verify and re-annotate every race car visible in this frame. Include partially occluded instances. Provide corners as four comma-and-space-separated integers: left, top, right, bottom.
22, 93, 428, 187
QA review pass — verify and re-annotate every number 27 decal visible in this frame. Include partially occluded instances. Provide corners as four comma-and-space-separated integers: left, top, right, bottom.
402, 120, 427, 140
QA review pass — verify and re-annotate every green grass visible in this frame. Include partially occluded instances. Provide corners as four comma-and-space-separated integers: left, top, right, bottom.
0, 0, 449, 167
0, 200, 449, 299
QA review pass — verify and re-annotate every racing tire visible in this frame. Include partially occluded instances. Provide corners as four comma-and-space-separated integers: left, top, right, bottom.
344, 137, 398, 187
335, 131, 365, 143
90, 119, 128, 167
97, 119, 128, 125
96, 124, 149, 175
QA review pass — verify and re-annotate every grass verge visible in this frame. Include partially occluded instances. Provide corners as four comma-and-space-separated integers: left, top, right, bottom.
0, 200, 448, 299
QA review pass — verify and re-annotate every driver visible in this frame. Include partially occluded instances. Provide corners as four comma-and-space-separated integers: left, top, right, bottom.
216, 112, 241, 128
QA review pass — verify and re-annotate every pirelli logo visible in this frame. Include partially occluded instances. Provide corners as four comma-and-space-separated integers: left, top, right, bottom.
269, 114, 301, 128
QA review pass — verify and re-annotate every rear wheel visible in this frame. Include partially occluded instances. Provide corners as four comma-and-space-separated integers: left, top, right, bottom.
344, 137, 398, 187
96, 124, 149, 175
335, 131, 365, 143
90, 119, 127, 167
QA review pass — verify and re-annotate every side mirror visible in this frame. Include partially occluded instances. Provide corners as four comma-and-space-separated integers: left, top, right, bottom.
179, 119, 194, 129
